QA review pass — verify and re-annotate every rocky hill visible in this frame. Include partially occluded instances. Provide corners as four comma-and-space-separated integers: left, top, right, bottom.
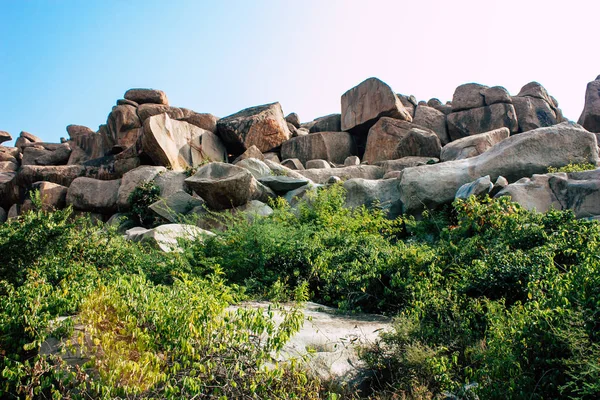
1, 76, 599, 228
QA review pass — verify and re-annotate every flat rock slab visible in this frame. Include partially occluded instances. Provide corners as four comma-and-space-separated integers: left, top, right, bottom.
258, 176, 310, 193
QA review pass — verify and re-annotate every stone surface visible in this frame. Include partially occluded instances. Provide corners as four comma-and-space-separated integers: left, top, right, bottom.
17, 165, 86, 187
117, 166, 166, 211
107, 105, 141, 146
281, 158, 304, 170
512, 82, 564, 132
180, 112, 219, 133
440, 127, 510, 162
232, 145, 263, 164
281, 131, 355, 165
0, 131, 13, 144
399, 122, 600, 214
455, 175, 493, 200
363, 118, 441, 164
398, 94, 417, 117
341, 77, 412, 133
0, 161, 18, 171
142, 114, 226, 170
285, 112, 301, 128
451, 83, 487, 111
308, 114, 342, 133
497, 168, 600, 218
137, 104, 184, 122
30, 181, 68, 210
20, 131, 42, 143
344, 156, 360, 166
412, 105, 449, 145
264, 159, 311, 181
124, 88, 168, 105
0, 172, 18, 209
153, 170, 189, 198
184, 163, 262, 210
149, 191, 204, 222
257, 175, 310, 194
376, 156, 438, 172
263, 152, 280, 163
344, 178, 403, 218
66, 177, 121, 214
127, 224, 213, 252
236, 158, 272, 179
447, 103, 518, 141
306, 159, 331, 169
216, 102, 291, 155
578, 77, 600, 133
298, 165, 385, 184
483, 86, 512, 105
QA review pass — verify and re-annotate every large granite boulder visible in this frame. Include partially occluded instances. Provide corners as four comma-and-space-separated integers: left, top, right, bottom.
412, 105, 449, 145
309, 114, 342, 133
512, 82, 565, 132
285, 112, 301, 129
107, 105, 141, 146
124, 88, 168, 105
126, 224, 213, 252
343, 178, 403, 218
137, 104, 184, 122
66, 177, 121, 214
447, 103, 518, 141
400, 122, 600, 214
184, 163, 265, 210
257, 176, 310, 194
22, 143, 71, 166
440, 127, 510, 162
0, 131, 13, 145
216, 102, 291, 155
297, 165, 384, 184
578, 76, 600, 133
142, 113, 227, 170
341, 77, 412, 134
235, 158, 272, 179
363, 118, 441, 164
452, 83, 488, 111
17, 165, 86, 187
31, 181, 68, 211
497, 168, 600, 218
149, 191, 204, 222
0, 172, 18, 209
117, 166, 167, 211
180, 112, 219, 133
281, 131, 356, 165
375, 156, 438, 173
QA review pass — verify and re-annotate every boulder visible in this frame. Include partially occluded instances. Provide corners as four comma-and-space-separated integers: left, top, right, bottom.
33, 143, 72, 166
153, 170, 189, 198
341, 78, 412, 134
455, 175, 493, 200
283, 183, 321, 206
412, 105, 449, 145
7, 204, 19, 219
17, 165, 86, 187
184, 163, 262, 210
180, 112, 219, 133
258, 176, 310, 194
483, 86, 512, 105
127, 224, 213, 252
117, 166, 167, 211
398, 94, 417, 118
451, 83, 487, 111
66, 177, 121, 214
264, 159, 311, 181
0, 161, 17, 172
497, 168, 600, 218
0, 131, 13, 145
142, 113, 226, 170
447, 103, 518, 141
309, 114, 342, 133
363, 118, 441, 164
400, 122, 600, 214
578, 77, 600, 133
343, 178, 403, 218
124, 88, 168, 105
306, 159, 331, 169
236, 158, 272, 179
0, 207, 6, 224
107, 105, 141, 145
376, 156, 438, 173
263, 152, 280, 163
116, 99, 138, 107
0, 147, 19, 163
344, 156, 360, 166
285, 113, 301, 128
0, 172, 18, 209
149, 191, 204, 222
281, 131, 355, 165
298, 165, 384, 184
440, 127, 510, 162
512, 82, 564, 132
20, 131, 42, 143
137, 104, 184, 122
216, 102, 291, 155
281, 158, 304, 170
31, 181, 68, 210
232, 145, 263, 164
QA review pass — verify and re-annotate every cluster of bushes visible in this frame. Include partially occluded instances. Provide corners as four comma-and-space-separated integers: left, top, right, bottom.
1, 184, 600, 398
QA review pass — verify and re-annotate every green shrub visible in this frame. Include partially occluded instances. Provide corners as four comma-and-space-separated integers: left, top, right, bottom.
128, 180, 161, 227
547, 162, 597, 173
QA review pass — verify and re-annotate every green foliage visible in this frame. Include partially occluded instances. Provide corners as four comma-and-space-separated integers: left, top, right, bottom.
547, 162, 597, 173
128, 180, 161, 227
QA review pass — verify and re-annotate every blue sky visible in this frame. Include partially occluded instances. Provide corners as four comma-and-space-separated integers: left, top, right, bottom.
1, 0, 599, 144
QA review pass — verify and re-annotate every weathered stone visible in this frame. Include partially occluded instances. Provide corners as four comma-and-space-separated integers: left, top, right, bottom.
236, 158, 272, 179
427, 98, 442, 108
342, 78, 412, 134
107, 105, 142, 145
497, 168, 600, 218
153, 170, 189, 198
452, 83, 487, 112
285, 112, 301, 128
232, 145, 263, 164
180, 112, 219, 133
433, 103, 453, 115
128, 224, 213, 252
298, 165, 384, 184
17, 165, 86, 187
344, 156, 360, 166
149, 191, 204, 222
0, 147, 19, 163
483, 86, 512, 105
376, 156, 438, 172
400, 122, 600, 214
117, 166, 166, 211
447, 103, 518, 141
0, 172, 18, 209
32, 181, 68, 210
287, 122, 299, 137
455, 175, 493, 200
66, 125, 95, 139
34, 144, 72, 166
184, 163, 260, 210
142, 114, 226, 170
517, 82, 554, 104
281, 131, 355, 165
512, 96, 559, 133
283, 183, 320, 206
116, 98, 138, 107
124, 88, 168, 105
326, 176, 342, 185
264, 159, 311, 181
413, 105, 449, 145
490, 176, 509, 197
137, 104, 184, 122
344, 178, 403, 218
440, 127, 510, 162
383, 171, 403, 179
306, 159, 331, 169
578, 77, 600, 133
309, 114, 342, 133
263, 152, 280, 163
0, 161, 18, 172
363, 118, 441, 164
0, 131, 13, 144
20, 131, 42, 143
0, 206, 6, 224
67, 177, 121, 214
258, 176, 310, 194
397, 94, 418, 117
281, 158, 304, 170
7, 204, 19, 219
216, 102, 291, 155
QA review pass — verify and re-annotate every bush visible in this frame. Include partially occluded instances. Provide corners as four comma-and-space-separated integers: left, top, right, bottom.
547, 162, 597, 173
128, 180, 162, 227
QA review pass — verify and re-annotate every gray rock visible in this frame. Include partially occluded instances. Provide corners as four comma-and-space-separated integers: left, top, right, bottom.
0, 131, 12, 145
32, 181, 68, 210
17, 165, 86, 188
452, 83, 488, 111
344, 178, 403, 218
440, 127, 510, 162
376, 156, 438, 172
263, 152, 280, 163
0, 161, 18, 172
149, 191, 204, 222
264, 159, 311, 181
281, 131, 355, 165
285, 112, 301, 128
512, 96, 561, 133
455, 175, 493, 200
483, 86, 512, 105
106, 213, 136, 233
578, 77, 600, 133
298, 165, 385, 184
236, 158, 272, 179
490, 176, 509, 197
179, 112, 219, 134
412, 105, 449, 145
67, 177, 121, 214
326, 176, 342, 185
124, 88, 169, 105
447, 103, 518, 141
127, 224, 214, 252
153, 170, 189, 198
309, 114, 342, 133
7, 203, 19, 219
281, 158, 305, 170
117, 166, 166, 211
138, 105, 185, 122
232, 145, 263, 164
258, 175, 310, 194
306, 159, 331, 169
283, 183, 321, 206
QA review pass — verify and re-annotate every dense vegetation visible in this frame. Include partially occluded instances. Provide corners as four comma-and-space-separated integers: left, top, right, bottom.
1, 185, 599, 399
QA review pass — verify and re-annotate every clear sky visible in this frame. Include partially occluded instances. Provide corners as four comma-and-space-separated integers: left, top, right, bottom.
1, 0, 599, 144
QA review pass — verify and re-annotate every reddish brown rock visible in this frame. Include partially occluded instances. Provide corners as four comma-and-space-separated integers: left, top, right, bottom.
440, 127, 510, 162
180, 112, 219, 133
447, 103, 518, 141
451, 83, 487, 112
413, 105, 449, 145
578, 77, 600, 133
0, 131, 13, 144
285, 113, 301, 128
281, 131, 356, 165
124, 88, 169, 105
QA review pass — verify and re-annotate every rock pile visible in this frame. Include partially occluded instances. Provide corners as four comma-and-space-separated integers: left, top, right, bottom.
1, 78, 599, 228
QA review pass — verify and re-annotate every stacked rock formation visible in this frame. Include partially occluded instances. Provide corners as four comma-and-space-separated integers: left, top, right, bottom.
1, 77, 599, 229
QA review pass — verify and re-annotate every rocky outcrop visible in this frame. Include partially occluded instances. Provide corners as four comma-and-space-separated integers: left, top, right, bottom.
117, 166, 166, 211
413, 105, 449, 145
0, 131, 13, 145
66, 177, 121, 214
578, 76, 600, 133
363, 118, 441, 164
308, 114, 342, 133
344, 178, 403, 218
447, 103, 518, 141
216, 102, 291, 155
440, 127, 510, 162
298, 165, 385, 184
124, 88, 169, 105
512, 82, 565, 132
31, 181, 68, 211
281, 131, 355, 165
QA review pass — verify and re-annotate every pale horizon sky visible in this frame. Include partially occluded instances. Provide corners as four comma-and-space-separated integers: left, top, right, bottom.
1, 0, 599, 145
